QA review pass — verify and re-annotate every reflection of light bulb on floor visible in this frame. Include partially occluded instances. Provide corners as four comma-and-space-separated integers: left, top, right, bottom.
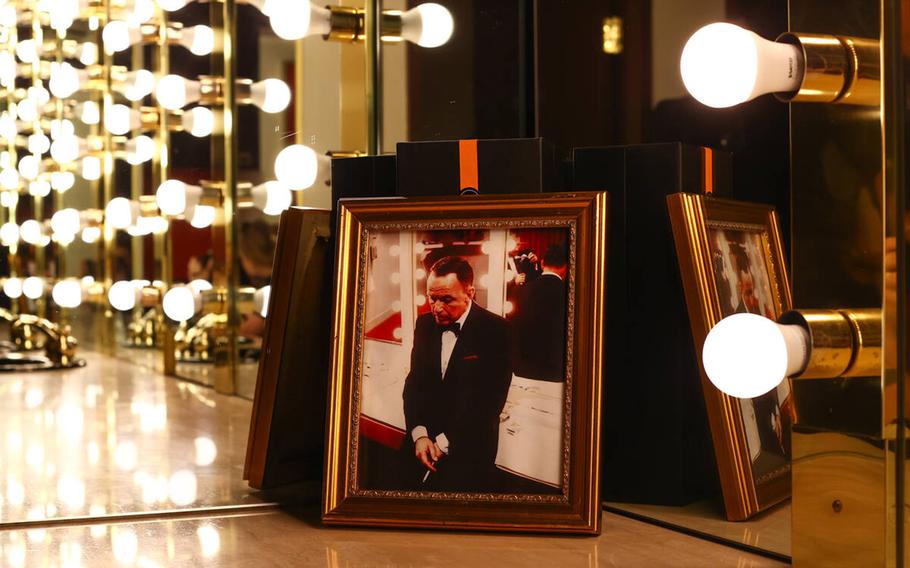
125, 136, 155, 165
156, 179, 201, 215
162, 285, 200, 322
680, 22, 802, 108
702, 313, 809, 398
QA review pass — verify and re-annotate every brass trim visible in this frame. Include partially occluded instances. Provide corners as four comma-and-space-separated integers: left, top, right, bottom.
780, 309, 854, 378
777, 33, 848, 104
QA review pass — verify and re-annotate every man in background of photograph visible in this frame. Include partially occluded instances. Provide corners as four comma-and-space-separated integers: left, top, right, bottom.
402, 256, 514, 492
513, 243, 568, 381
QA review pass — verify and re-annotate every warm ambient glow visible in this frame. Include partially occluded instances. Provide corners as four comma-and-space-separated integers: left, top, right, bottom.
102, 20, 143, 54
702, 313, 809, 398
52, 279, 83, 308
0, 221, 18, 246
680, 22, 802, 108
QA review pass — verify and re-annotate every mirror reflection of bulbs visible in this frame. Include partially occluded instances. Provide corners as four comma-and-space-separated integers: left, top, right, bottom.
267, 1, 331, 41
52, 279, 82, 308
51, 208, 81, 237
51, 171, 76, 193
50, 135, 86, 164
17, 155, 41, 180
0, 168, 19, 190
249, 79, 291, 113
274, 144, 327, 190
81, 156, 103, 181
3, 277, 22, 299
702, 313, 809, 398
104, 103, 140, 135
105, 197, 140, 229
19, 220, 44, 245
28, 132, 51, 155
399, 3, 455, 48
15, 39, 39, 64
156, 0, 189, 12
155, 74, 201, 110
162, 285, 199, 322
49, 62, 87, 98
77, 42, 99, 66
0, 221, 19, 246
50, 118, 76, 140
23, 276, 44, 300
125, 135, 155, 165
187, 204, 215, 228
118, 69, 157, 101
156, 179, 202, 216
177, 25, 215, 56
102, 20, 143, 54
80, 226, 101, 243
680, 22, 802, 108
108, 279, 143, 311
181, 106, 214, 137
28, 180, 51, 198
251, 181, 291, 215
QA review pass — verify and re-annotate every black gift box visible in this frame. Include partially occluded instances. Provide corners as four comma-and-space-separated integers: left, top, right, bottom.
396, 138, 558, 196
572, 143, 732, 506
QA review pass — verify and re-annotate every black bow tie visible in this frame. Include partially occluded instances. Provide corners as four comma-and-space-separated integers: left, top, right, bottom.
439, 323, 461, 335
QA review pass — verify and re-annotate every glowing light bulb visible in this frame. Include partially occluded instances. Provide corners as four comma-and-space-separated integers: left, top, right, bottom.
50, 118, 76, 139
0, 168, 19, 190
181, 106, 214, 137
51, 171, 76, 193
126, 0, 155, 25
400, 3, 454, 48
49, 62, 85, 98
179, 25, 215, 56
80, 226, 101, 243
267, 1, 331, 41
78, 42, 99, 66
274, 144, 326, 190
29, 181, 51, 198
17, 154, 40, 180
19, 220, 43, 244
254, 285, 270, 317
0, 221, 18, 245
187, 204, 215, 228
125, 135, 155, 165
155, 74, 201, 110
81, 156, 102, 181
251, 181, 291, 215
702, 313, 809, 398
50, 208, 81, 236
0, 112, 16, 139
23, 276, 44, 299
52, 279, 82, 308
155, 179, 201, 215
680, 22, 803, 109
3, 277, 22, 298
0, 190, 17, 208
248, 78, 290, 113
156, 0, 188, 12
50, 135, 83, 164
162, 285, 198, 322
105, 197, 139, 229
0, 52, 14, 88
104, 103, 139, 135
29, 85, 51, 106
119, 69, 156, 101
16, 98, 39, 123
102, 20, 142, 54
16, 39, 39, 63
108, 280, 140, 311
28, 132, 51, 154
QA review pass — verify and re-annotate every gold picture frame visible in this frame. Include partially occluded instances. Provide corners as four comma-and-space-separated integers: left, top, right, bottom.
667, 193, 793, 521
323, 192, 608, 534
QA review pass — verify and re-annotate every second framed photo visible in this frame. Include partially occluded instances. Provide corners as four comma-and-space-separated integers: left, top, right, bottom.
667, 193, 793, 521
323, 192, 608, 534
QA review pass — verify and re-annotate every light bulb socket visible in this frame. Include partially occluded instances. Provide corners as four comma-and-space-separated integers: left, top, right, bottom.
775, 32, 879, 106
778, 308, 881, 379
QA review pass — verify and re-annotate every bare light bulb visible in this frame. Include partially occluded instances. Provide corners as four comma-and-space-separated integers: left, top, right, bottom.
27, 132, 50, 155
104, 103, 140, 135
105, 197, 139, 229
103, 20, 142, 54
249, 79, 290, 113
119, 70, 156, 101
126, 0, 155, 25
29, 180, 51, 198
23, 276, 44, 300
0, 112, 16, 139
52, 279, 82, 308
81, 156, 103, 181
702, 313, 809, 399
0, 221, 18, 245
125, 135, 155, 165
155, 74, 201, 110
17, 154, 40, 180
156, 0, 189, 12
80, 226, 101, 243
108, 280, 141, 311
187, 204, 215, 228
51, 208, 81, 237
162, 285, 199, 322
50, 118, 76, 139
78, 42, 99, 66
181, 106, 214, 137
51, 171, 76, 193
0, 51, 13, 88
19, 219, 44, 244
178, 25, 215, 56
400, 3, 454, 48
267, 1, 331, 41
15, 39, 39, 64
156, 179, 201, 215
79, 101, 101, 125
0, 168, 18, 190
49, 62, 86, 98
188, 279, 212, 294
274, 144, 326, 190
251, 181, 291, 215
3, 277, 22, 298
680, 22, 802, 108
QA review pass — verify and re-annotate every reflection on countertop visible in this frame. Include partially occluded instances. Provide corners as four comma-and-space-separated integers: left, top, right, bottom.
0, 351, 266, 526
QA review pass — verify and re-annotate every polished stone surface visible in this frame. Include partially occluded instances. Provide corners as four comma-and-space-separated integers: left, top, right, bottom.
1, 509, 787, 567
0, 351, 265, 525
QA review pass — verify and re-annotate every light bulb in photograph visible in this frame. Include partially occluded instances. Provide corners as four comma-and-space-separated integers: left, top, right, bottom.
156, 0, 189, 12
29, 180, 51, 198
19, 219, 44, 245
180, 106, 214, 137
249, 79, 290, 114
0, 221, 18, 245
78, 42, 99, 66
680, 22, 803, 109
253, 285, 270, 317
177, 25, 215, 56
105, 103, 140, 135
702, 313, 809, 399
0, 168, 19, 190
15, 39, 39, 64
80, 156, 102, 181
17, 154, 40, 180
102, 20, 142, 54
108, 280, 141, 311
105, 197, 139, 229
267, 1, 331, 41
23, 276, 44, 300
50, 135, 84, 163
119, 69, 156, 101
399, 3, 454, 48
162, 285, 199, 322
274, 144, 326, 190
49, 62, 86, 98
3, 277, 22, 298
155, 179, 201, 216
50, 208, 81, 236
28, 132, 51, 155
80, 226, 101, 243
251, 181, 291, 215
125, 135, 155, 165
187, 204, 215, 228
155, 74, 201, 110
52, 279, 82, 308
51, 171, 76, 193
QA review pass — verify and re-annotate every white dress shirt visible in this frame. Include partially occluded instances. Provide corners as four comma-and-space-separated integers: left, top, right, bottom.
411, 301, 473, 455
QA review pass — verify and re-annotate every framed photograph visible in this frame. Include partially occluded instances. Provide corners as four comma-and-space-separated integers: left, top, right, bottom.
667, 193, 793, 521
323, 192, 608, 534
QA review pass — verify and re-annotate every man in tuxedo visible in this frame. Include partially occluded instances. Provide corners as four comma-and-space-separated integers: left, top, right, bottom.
402, 256, 513, 492
513, 244, 567, 381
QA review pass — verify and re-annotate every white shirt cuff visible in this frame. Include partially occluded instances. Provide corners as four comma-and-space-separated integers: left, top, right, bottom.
411, 426, 429, 443
435, 433, 450, 454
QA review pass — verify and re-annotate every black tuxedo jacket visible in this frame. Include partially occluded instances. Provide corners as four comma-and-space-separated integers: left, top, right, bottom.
402, 303, 513, 470
513, 273, 566, 381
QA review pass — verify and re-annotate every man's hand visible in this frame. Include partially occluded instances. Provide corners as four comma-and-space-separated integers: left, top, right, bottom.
414, 436, 442, 472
